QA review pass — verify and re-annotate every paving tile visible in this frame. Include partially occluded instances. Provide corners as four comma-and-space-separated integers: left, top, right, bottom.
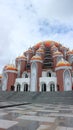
36, 125, 50, 130
49, 113, 73, 117
0, 119, 18, 129
56, 126, 67, 130
0, 113, 8, 116
17, 115, 56, 122
56, 126, 73, 130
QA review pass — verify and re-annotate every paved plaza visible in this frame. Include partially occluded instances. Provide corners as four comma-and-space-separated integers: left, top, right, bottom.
0, 103, 73, 129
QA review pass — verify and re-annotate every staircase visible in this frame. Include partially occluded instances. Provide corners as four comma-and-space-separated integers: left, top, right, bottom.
0, 91, 73, 105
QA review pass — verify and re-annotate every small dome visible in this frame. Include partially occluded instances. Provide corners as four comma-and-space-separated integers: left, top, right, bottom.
16, 55, 27, 60
26, 48, 33, 53
44, 41, 54, 47
53, 50, 63, 56
4, 65, 17, 71
31, 55, 42, 61
36, 48, 44, 53
56, 58, 71, 67
40, 43, 45, 49
66, 50, 73, 55
51, 45, 58, 50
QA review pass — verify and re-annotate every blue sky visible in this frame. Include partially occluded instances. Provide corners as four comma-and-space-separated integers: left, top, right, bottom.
0, 0, 73, 73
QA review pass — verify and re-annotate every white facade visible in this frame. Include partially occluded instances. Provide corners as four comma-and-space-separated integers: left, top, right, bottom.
39, 77, 57, 91
15, 78, 30, 91
15, 71, 57, 92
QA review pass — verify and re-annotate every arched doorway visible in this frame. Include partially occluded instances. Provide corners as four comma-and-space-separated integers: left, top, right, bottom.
50, 83, 55, 91
64, 70, 72, 91
41, 83, 46, 92
17, 84, 21, 91
57, 84, 60, 91
11, 85, 15, 91
24, 84, 28, 91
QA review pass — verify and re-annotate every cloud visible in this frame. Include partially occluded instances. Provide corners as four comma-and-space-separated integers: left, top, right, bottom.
38, 19, 73, 36
0, 0, 73, 73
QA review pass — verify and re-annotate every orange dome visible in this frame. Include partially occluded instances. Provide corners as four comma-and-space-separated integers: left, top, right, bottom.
53, 50, 63, 56
26, 48, 33, 53
4, 65, 17, 71
16, 55, 27, 60
31, 55, 42, 61
34, 42, 41, 49
44, 41, 54, 47
56, 59, 70, 67
34, 40, 59, 48
40, 43, 45, 49
36, 48, 44, 53
66, 50, 73, 55
55, 42, 60, 47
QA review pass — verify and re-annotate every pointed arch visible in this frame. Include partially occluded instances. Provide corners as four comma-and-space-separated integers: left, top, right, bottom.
63, 69, 72, 91
41, 83, 46, 92
24, 84, 28, 91
17, 83, 21, 91
49, 82, 55, 91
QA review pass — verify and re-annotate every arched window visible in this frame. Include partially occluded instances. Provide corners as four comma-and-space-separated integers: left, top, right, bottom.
50, 83, 55, 91
24, 84, 28, 91
47, 72, 51, 77
17, 84, 21, 91
41, 83, 46, 92
64, 70, 72, 91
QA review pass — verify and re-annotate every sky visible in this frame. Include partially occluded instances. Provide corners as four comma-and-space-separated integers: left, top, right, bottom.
0, 0, 73, 73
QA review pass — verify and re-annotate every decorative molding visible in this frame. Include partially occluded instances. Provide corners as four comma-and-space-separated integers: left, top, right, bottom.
55, 66, 72, 71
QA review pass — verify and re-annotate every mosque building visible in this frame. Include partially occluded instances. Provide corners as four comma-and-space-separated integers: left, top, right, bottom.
1, 41, 73, 92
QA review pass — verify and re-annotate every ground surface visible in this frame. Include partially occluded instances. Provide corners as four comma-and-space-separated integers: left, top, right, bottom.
0, 102, 73, 129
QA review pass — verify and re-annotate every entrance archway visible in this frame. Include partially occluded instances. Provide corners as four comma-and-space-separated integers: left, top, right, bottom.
41, 83, 46, 92
11, 85, 15, 91
64, 70, 72, 91
57, 84, 60, 91
24, 84, 28, 91
50, 83, 55, 91
17, 84, 21, 91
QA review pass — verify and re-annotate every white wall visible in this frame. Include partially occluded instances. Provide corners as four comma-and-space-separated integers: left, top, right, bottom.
15, 78, 30, 91
42, 71, 56, 77
39, 77, 57, 91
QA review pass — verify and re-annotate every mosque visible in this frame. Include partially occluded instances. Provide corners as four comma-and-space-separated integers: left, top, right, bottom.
0, 41, 73, 92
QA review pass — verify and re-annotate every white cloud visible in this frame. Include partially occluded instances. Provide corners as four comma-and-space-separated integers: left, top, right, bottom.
0, 0, 73, 73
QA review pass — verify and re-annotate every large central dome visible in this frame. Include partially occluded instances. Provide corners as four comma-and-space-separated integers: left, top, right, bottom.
34, 40, 59, 48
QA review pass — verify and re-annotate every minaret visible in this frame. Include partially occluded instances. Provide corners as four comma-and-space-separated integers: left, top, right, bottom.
2, 65, 17, 91
55, 58, 72, 91
66, 50, 73, 71
52, 50, 63, 68
15, 55, 27, 77
30, 55, 43, 91
24, 48, 33, 61
36, 48, 45, 60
